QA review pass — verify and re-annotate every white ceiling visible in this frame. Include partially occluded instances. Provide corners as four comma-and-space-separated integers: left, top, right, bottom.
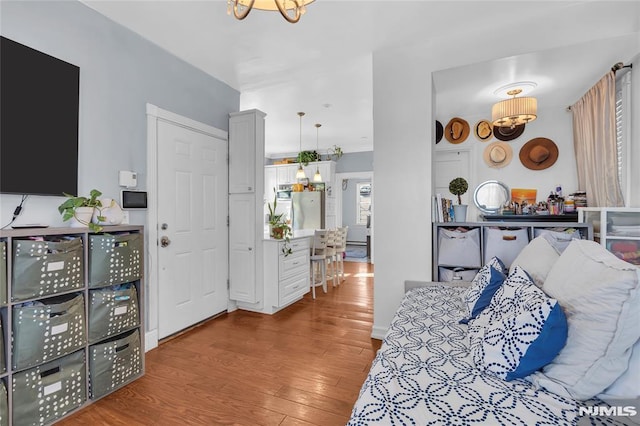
82, 1, 640, 157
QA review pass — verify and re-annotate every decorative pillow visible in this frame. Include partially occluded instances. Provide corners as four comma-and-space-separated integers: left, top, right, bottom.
478, 265, 538, 324
598, 337, 640, 401
509, 236, 560, 287
459, 257, 506, 324
533, 239, 640, 400
469, 269, 568, 381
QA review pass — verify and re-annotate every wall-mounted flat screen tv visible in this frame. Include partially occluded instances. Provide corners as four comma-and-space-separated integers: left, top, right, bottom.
1, 36, 79, 196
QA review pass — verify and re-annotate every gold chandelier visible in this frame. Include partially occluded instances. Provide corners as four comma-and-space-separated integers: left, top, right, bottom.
227, 0, 315, 23
492, 89, 537, 129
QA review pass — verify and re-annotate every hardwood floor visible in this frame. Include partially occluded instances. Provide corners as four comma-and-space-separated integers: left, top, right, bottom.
59, 261, 379, 426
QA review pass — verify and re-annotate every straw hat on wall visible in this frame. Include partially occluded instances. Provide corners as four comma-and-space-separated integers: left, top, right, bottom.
483, 141, 513, 168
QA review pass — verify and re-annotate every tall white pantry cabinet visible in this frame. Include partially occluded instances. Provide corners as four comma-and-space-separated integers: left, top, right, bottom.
228, 109, 266, 304
0, 225, 145, 425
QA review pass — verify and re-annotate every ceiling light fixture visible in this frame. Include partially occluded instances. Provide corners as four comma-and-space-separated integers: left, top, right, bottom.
492, 88, 537, 129
313, 123, 322, 182
296, 112, 306, 180
227, 0, 314, 23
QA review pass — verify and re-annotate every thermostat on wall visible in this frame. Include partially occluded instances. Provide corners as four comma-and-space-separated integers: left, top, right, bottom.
121, 190, 147, 209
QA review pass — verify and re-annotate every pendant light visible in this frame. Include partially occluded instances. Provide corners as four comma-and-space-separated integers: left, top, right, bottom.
295, 112, 306, 180
313, 123, 322, 182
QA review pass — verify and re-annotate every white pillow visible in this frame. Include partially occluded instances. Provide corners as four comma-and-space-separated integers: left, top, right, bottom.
534, 239, 640, 400
599, 337, 640, 400
509, 236, 560, 287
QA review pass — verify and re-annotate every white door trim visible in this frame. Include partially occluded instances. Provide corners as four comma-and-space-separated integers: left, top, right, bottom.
145, 103, 228, 351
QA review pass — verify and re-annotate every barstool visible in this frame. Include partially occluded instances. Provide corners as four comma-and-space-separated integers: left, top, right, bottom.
309, 229, 328, 299
334, 226, 348, 282
325, 228, 338, 287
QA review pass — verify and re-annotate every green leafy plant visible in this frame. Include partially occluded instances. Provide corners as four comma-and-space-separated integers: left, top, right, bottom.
449, 177, 469, 205
267, 189, 292, 256
58, 189, 104, 232
328, 145, 343, 161
296, 150, 320, 166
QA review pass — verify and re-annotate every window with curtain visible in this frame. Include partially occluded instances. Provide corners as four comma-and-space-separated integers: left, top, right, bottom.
615, 70, 631, 204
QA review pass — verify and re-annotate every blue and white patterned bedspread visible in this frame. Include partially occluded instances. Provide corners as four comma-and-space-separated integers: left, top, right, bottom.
348, 285, 621, 426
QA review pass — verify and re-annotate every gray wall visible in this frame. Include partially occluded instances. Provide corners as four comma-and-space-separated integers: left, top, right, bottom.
336, 151, 373, 173
0, 1, 240, 227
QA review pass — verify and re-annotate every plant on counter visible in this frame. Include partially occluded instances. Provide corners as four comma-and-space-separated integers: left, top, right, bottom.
58, 189, 105, 232
449, 177, 469, 205
267, 189, 293, 256
296, 150, 320, 166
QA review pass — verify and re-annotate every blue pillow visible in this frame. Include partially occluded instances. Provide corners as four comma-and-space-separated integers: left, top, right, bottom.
459, 257, 506, 324
469, 268, 568, 381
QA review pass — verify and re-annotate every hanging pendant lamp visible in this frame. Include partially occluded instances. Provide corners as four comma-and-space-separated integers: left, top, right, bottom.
295, 112, 307, 180
313, 123, 322, 182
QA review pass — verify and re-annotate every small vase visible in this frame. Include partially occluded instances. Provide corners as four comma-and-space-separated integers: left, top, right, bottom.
270, 225, 285, 240
453, 204, 468, 222
70, 207, 94, 228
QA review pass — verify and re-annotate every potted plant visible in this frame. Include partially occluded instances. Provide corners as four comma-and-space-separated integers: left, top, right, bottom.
449, 177, 469, 222
328, 145, 343, 161
58, 189, 105, 232
296, 150, 320, 166
267, 190, 292, 256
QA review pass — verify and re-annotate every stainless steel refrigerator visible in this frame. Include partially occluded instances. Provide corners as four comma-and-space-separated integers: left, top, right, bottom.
292, 191, 325, 230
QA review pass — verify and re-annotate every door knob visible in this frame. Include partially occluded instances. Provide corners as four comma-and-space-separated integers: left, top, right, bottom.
160, 236, 171, 247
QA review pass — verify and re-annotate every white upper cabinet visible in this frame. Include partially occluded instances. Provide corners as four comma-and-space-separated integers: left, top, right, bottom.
229, 110, 265, 193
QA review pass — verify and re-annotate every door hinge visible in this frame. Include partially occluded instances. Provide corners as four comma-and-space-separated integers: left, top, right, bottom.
227, 215, 229, 226
227, 278, 230, 289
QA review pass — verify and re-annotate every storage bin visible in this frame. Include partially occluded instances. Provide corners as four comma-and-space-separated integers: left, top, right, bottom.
89, 283, 139, 342
0, 380, 7, 426
12, 293, 85, 370
12, 350, 86, 426
90, 329, 142, 399
0, 317, 5, 374
438, 267, 480, 282
533, 227, 582, 253
12, 237, 83, 301
438, 227, 481, 267
0, 241, 6, 305
483, 227, 530, 268
89, 233, 143, 287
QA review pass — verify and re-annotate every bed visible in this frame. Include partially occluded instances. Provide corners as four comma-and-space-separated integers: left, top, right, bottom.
349, 237, 640, 426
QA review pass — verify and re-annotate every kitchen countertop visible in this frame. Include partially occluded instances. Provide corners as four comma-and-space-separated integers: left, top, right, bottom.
263, 228, 315, 241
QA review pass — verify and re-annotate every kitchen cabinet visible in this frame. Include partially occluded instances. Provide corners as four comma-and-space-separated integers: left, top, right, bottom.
265, 166, 277, 204
432, 221, 593, 281
236, 235, 310, 314
229, 110, 265, 194
578, 207, 640, 266
229, 110, 266, 305
276, 164, 299, 186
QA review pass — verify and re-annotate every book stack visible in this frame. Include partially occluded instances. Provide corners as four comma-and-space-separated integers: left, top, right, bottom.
433, 194, 455, 222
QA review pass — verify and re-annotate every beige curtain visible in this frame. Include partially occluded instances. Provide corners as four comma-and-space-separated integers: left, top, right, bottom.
571, 71, 624, 207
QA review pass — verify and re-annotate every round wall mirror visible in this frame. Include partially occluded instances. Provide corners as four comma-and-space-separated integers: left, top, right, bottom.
473, 180, 510, 214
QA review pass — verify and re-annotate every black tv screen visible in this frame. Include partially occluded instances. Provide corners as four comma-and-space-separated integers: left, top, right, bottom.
1, 36, 79, 196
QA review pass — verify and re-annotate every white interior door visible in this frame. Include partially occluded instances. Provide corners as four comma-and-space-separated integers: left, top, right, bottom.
435, 150, 472, 205
157, 119, 228, 339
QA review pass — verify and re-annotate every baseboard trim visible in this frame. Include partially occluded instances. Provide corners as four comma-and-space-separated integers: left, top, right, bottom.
371, 325, 388, 340
145, 329, 159, 352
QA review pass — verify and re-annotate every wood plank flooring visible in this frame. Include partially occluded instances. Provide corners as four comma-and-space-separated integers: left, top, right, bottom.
59, 261, 379, 426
